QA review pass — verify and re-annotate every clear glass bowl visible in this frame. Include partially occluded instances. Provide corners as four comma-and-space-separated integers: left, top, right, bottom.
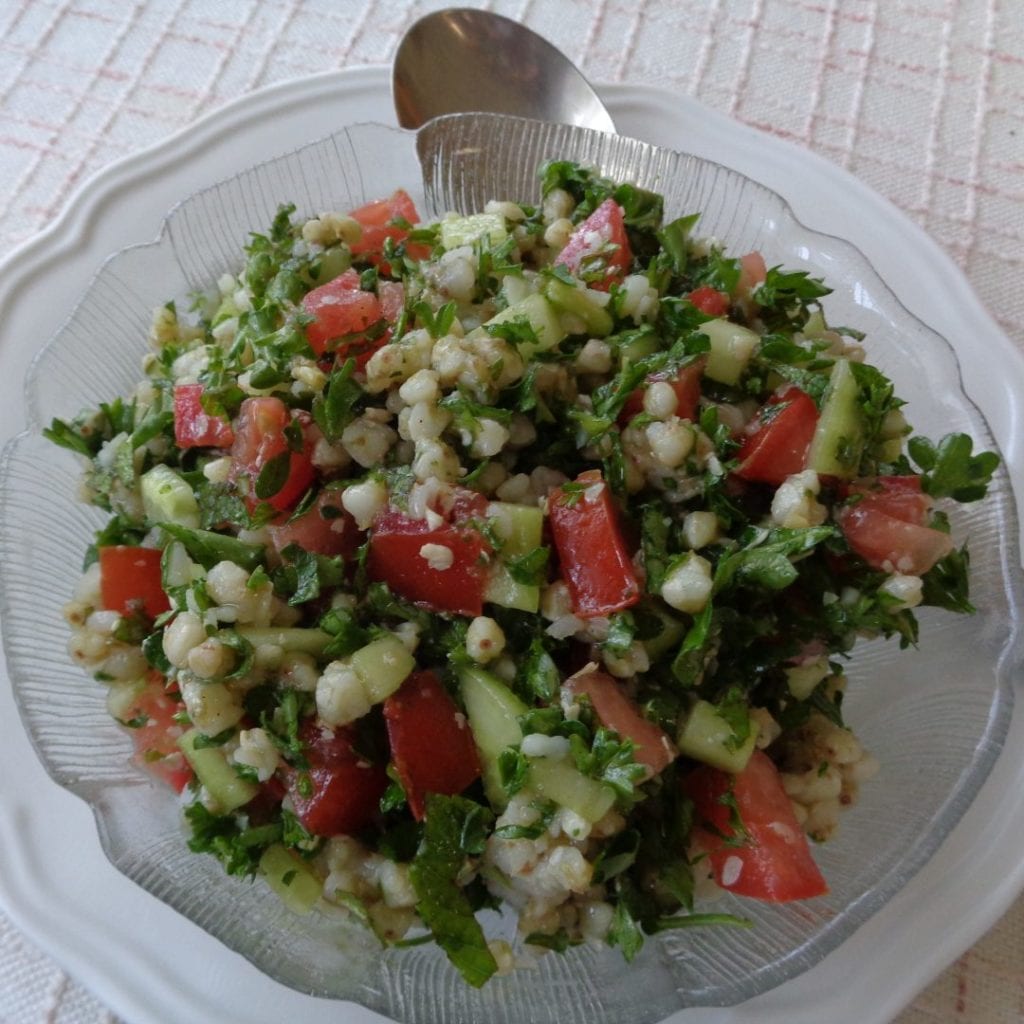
1, 113, 1021, 1024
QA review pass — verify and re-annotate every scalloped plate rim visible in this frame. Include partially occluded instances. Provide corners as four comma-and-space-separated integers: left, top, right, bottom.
0, 67, 1021, 1024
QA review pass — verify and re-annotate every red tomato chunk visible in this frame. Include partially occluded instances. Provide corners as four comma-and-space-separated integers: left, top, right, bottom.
734, 386, 819, 486
555, 198, 632, 290
122, 675, 192, 793
99, 546, 170, 620
302, 269, 382, 357
683, 750, 828, 902
269, 489, 363, 560
281, 720, 387, 837
367, 501, 490, 617
837, 475, 953, 575
348, 189, 430, 269
548, 470, 641, 618
384, 670, 482, 821
688, 285, 730, 317
173, 384, 235, 449
565, 669, 676, 776
618, 359, 704, 425
230, 397, 316, 513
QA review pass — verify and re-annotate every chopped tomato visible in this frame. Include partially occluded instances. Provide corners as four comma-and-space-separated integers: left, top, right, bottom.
383, 670, 482, 820
737, 251, 767, 295
121, 675, 192, 793
348, 189, 430, 270
548, 470, 641, 617
281, 720, 387, 837
618, 359, 705, 425
682, 750, 828, 902
230, 397, 316, 513
734, 386, 819, 486
378, 280, 405, 324
837, 475, 952, 575
367, 494, 491, 616
302, 269, 382, 357
554, 198, 632, 290
269, 489, 362, 559
688, 285, 730, 317
99, 546, 170, 620
173, 384, 235, 449
565, 669, 676, 776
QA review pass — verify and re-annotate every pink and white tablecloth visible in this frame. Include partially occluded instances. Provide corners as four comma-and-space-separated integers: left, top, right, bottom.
0, 1, 1022, 1021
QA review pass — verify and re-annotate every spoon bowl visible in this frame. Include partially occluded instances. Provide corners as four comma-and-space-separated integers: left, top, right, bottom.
392, 8, 615, 133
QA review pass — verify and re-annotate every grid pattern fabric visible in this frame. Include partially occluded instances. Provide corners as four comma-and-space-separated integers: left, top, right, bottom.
0, 1, 1021, 1022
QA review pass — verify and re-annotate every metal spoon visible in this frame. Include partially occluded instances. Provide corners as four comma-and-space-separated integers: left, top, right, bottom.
392, 8, 615, 133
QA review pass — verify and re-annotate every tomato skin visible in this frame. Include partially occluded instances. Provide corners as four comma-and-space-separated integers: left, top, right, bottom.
554, 198, 632, 290
302, 269, 382, 357
737, 251, 767, 295
383, 670, 482, 821
173, 384, 235, 448
348, 189, 429, 269
269, 489, 363, 559
230, 397, 316, 513
618, 360, 705, 425
565, 669, 676, 775
549, 470, 641, 618
682, 750, 828, 902
122, 675, 192, 793
282, 721, 387, 837
99, 546, 170, 620
837, 476, 952, 575
688, 286, 730, 317
367, 503, 490, 617
734, 386, 819, 486
378, 280, 405, 324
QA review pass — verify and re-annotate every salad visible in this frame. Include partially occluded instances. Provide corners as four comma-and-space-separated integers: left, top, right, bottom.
50, 161, 998, 987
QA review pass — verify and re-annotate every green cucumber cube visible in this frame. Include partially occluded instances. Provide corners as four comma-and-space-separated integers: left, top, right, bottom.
440, 212, 507, 250
676, 699, 757, 774
259, 844, 322, 915
543, 277, 613, 337
527, 757, 616, 823
351, 633, 415, 703
178, 728, 259, 812
806, 358, 866, 479
699, 319, 760, 386
141, 464, 200, 529
481, 293, 566, 353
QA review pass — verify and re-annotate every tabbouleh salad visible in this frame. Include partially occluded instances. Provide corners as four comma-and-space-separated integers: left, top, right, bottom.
50, 161, 998, 986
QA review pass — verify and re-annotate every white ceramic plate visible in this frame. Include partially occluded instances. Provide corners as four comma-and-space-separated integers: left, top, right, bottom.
0, 67, 1021, 1024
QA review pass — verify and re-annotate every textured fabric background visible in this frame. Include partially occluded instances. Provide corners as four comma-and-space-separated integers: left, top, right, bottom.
0, 1, 1022, 1021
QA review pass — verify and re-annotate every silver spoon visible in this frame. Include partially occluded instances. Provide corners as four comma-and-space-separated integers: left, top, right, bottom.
392, 8, 616, 133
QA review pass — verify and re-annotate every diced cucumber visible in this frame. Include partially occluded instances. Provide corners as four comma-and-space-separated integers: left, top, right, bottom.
805, 358, 865, 479
235, 627, 333, 656
259, 844, 322, 915
484, 566, 539, 613
527, 757, 616, 824
440, 212, 507, 250
161, 540, 200, 590
107, 679, 145, 714
480, 293, 566, 353
141, 464, 200, 529
637, 603, 686, 662
675, 699, 757, 774
618, 327, 661, 365
786, 659, 831, 700
310, 245, 351, 285
178, 728, 259, 812
698, 319, 761, 386
483, 502, 544, 612
486, 502, 543, 554
350, 632, 415, 703
459, 666, 527, 807
543, 277, 613, 337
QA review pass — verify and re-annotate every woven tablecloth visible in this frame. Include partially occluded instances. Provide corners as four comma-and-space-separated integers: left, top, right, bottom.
1, 1, 1022, 1021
